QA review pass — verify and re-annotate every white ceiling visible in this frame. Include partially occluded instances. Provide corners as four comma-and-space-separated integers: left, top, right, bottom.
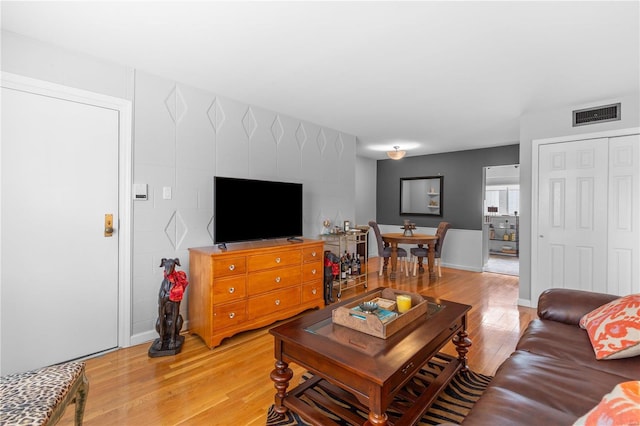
2, 1, 639, 159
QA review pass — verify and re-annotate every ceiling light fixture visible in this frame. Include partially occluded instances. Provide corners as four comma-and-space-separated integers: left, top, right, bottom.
386, 146, 406, 160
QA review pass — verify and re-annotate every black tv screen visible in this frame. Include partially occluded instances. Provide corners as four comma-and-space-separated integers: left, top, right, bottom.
214, 176, 303, 244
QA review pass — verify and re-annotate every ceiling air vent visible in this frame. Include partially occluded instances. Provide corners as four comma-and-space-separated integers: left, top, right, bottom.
573, 103, 621, 127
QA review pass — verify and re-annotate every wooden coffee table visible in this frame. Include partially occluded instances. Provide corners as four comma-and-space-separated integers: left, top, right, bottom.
270, 289, 472, 426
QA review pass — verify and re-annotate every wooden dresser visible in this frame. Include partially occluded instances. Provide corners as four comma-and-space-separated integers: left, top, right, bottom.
188, 238, 324, 348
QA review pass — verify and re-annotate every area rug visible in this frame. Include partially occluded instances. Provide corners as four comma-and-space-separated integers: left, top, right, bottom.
266, 355, 492, 425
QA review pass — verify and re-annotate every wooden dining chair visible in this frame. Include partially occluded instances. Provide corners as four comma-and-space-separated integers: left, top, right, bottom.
368, 220, 409, 276
410, 222, 451, 277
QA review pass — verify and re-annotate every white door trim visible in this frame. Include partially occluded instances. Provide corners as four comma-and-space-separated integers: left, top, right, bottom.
531, 127, 640, 307
1, 71, 133, 348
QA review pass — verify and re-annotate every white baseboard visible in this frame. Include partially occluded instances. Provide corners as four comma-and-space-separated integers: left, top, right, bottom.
128, 320, 190, 347
442, 262, 483, 273
518, 298, 533, 308
129, 330, 157, 347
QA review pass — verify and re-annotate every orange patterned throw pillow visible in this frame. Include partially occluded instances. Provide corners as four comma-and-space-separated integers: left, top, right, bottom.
579, 294, 640, 360
573, 381, 640, 426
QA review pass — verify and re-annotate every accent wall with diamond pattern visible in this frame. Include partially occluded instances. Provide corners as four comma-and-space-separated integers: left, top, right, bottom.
132, 71, 356, 338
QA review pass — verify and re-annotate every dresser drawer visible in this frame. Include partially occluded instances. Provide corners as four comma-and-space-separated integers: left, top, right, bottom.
247, 266, 301, 295
213, 256, 247, 278
303, 246, 322, 263
212, 275, 246, 304
213, 300, 246, 330
248, 250, 301, 272
302, 262, 321, 283
247, 287, 300, 320
302, 281, 323, 303
387, 316, 465, 393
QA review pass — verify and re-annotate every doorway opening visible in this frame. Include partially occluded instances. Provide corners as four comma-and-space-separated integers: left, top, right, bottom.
483, 164, 520, 276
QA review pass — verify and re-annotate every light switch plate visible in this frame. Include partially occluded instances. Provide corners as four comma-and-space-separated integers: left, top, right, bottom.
163, 186, 172, 200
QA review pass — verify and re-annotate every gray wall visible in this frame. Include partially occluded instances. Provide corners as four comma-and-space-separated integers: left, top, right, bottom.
132, 71, 356, 338
355, 156, 378, 257
376, 145, 520, 230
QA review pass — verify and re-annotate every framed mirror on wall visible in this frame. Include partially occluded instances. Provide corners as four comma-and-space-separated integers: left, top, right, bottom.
400, 176, 443, 216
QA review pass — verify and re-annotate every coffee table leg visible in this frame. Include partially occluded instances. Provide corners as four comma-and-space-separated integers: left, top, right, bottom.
453, 329, 472, 372
366, 411, 388, 426
270, 360, 293, 414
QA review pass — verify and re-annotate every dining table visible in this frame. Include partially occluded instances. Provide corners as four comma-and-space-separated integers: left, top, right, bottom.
381, 233, 439, 280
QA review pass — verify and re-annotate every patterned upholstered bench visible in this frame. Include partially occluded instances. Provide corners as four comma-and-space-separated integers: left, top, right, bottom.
0, 361, 89, 425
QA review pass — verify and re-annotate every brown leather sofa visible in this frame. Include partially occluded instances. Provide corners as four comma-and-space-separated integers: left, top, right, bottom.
463, 288, 639, 425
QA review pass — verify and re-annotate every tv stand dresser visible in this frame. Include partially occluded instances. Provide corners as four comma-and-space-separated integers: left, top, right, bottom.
188, 238, 324, 348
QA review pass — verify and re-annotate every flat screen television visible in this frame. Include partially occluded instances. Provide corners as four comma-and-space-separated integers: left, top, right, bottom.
214, 176, 303, 245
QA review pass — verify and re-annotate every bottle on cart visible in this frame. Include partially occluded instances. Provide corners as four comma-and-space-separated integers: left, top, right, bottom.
351, 253, 357, 275
355, 254, 361, 275
340, 254, 347, 279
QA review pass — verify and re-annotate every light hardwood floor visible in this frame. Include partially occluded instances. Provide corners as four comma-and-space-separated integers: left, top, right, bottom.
58, 259, 536, 426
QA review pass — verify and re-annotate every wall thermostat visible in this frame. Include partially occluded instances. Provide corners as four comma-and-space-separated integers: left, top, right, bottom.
133, 183, 148, 201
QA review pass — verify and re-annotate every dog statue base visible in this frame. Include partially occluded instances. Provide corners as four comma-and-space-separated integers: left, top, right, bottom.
148, 335, 185, 358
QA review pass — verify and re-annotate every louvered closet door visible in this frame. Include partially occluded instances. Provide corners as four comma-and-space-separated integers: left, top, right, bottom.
536, 138, 609, 302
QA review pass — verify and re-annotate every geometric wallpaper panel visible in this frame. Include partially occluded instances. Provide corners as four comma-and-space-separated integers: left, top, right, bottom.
132, 70, 356, 336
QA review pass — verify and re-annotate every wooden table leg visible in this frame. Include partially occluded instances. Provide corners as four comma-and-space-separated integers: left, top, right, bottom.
453, 324, 472, 372
365, 412, 389, 425
426, 240, 436, 280
270, 360, 293, 414
417, 244, 425, 273
389, 242, 398, 280
75, 371, 89, 425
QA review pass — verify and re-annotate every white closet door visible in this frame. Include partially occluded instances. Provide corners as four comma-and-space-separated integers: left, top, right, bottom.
535, 138, 609, 303
608, 134, 640, 295
1, 86, 120, 374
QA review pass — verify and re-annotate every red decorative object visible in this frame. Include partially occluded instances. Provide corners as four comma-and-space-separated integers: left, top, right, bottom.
165, 270, 188, 302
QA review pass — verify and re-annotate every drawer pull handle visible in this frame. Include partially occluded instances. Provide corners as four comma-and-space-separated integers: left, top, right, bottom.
275, 257, 281, 263
229, 287, 235, 294
275, 276, 281, 283
311, 251, 317, 257
402, 362, 415, 374
275, 299, 281, 306
229, 312, 235, 319
449, 325, 458, 331
312, 288, 317, 295
311, 269, 317, 274
228, 264, 235, 271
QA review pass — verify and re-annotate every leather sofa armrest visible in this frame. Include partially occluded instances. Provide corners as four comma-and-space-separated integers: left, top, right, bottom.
537, 288, 619, 325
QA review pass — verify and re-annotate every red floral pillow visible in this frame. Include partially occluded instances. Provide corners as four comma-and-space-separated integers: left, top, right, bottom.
579, 294, 640, 360
573, 381, 640, 426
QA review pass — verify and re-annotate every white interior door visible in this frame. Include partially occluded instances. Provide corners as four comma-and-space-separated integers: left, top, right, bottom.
607, 134, 640, 296
535, 138, 609, 303
1, 85, 120, 374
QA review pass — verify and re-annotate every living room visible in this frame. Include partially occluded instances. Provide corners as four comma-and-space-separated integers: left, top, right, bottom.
1, 2, 639, 425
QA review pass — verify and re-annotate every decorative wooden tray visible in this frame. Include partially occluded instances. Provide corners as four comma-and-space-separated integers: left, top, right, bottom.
332, 288, 427, 339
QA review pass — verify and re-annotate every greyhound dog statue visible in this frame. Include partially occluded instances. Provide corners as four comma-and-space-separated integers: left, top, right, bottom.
149, 258, 188, 357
